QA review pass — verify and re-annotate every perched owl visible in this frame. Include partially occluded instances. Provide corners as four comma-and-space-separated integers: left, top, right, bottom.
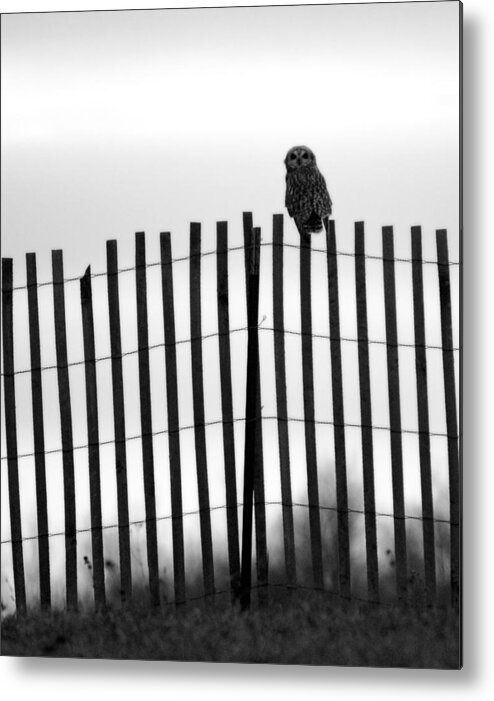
284, 146, 332, 238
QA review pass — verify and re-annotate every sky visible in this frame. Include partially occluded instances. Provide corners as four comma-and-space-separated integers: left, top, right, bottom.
1, 2, 460, 612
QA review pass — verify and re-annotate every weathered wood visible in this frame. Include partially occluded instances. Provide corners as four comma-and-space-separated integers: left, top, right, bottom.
354, 222, 379, 603
160, 232, 186, 606
326, 220, 352, 600
1, 258, 26, 614
240, 226, 261, 610
26, 253, 51, 611
80, 266, 105, 610
106, 240, 132, 603
411, 227, 436, 606
382, 226, 408, 600
216, 221, 241, 600
299, 235, 324, 590
52, 250, 78, 610
436, 229, 460, 609
135, 232, 160, 607
189, 223, 215, 600
242, 214, 268, 606
272, 214, 297, 589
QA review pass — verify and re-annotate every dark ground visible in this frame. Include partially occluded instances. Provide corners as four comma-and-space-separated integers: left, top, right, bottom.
1, 589, 460, 668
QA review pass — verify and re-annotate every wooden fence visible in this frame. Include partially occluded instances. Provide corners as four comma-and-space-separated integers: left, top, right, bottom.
1, 214, 460, 614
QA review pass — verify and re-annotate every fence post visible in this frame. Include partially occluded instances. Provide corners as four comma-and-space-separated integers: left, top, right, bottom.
299, 234, 324, 591
242, 214, 268, 606
1, 258, 26, 615
411, 227, 436, 606
135, 232, 161, 608
52, 250, 78, 611
216, 221, 241, 601
80, 266, 106, 610
436, 229, 460, 609
382, 226, 408, 601
272, 214, 297, 590
26, 252, 51, 611
106, 240, 132, 604
354, 222, 379, 603
160, 232, 186, 607
190, 222, 215, 601
240, 226, 261, 611
326, 221, 352, 600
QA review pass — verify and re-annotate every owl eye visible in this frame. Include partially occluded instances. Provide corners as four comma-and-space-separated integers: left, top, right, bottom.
290, 154, 297, 160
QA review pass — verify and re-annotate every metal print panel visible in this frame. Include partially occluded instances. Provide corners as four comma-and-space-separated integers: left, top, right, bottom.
0, 1, 461, 668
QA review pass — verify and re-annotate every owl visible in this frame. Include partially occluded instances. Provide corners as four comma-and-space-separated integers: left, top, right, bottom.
284, 146, 332, 238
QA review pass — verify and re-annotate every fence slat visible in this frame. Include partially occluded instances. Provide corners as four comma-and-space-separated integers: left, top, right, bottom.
411, 227, 436, 606
106, 240, 132, 603
354, 223, 379, 603
326, 221, 352, 600
135, 232, 161, 608
240, 226, 261, 610
26, 253, 51, 611
436, 229, 460, 609
160, 232, 186, 606
80, 266, 105, 610
382, 226, 408, 600
299, 235, 324, 590
272, 214, 297, 589
216, 221, 241, 599
242, 214, 268, 606
190, 223, 215, 600
52, 250, 77, 610
1, 258, 26, 614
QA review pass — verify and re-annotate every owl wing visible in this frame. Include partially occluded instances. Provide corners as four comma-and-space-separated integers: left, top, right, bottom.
285, 173, 312, 220
312, 169, 332, 217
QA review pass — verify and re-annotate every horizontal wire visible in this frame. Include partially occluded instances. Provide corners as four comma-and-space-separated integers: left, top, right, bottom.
5, 239, 460, 292
156, 583, 396, 610
0, 500, 456, 546
0, 324, 460, 378
0, 414, 457, 463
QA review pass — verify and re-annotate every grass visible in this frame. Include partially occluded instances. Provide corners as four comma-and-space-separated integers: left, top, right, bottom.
1, 589, 460, 668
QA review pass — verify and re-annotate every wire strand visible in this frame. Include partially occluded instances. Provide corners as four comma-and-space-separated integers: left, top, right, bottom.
5, 239, 460, 292
0, 500, 456, 546
0, 414, 458, 463
0, 324, 460, 378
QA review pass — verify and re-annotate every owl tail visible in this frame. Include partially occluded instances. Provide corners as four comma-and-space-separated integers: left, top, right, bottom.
298, 211, 323, 236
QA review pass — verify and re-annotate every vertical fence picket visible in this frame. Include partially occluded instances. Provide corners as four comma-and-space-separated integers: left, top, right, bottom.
242, 214, 268, 606
160, 232, 186, 606
106, 240, 132, 603
272, 214, 297, 589
436, 229, 460, 609
240, 226, 261, 610
299, 235, 324, 591
52, 250, 78, 610
411, 227, 436, 606
1, 258, 26, 614
382, 226, 408, 600
326, 221, 352, 600
354, 222, 379, 603
26, 253, 51, 611
135, 232, 160, 608
216, 221, 241, 599
80, 266, 105, 610
190, 223, 215, 600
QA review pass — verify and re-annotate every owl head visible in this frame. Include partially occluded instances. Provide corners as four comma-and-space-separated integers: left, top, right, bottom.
284, 145, 316, 171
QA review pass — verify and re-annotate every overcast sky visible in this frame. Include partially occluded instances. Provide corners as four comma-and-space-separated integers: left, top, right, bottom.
1, 2, 460, 611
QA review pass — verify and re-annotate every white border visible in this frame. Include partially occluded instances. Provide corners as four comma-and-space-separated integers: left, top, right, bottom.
1, 0, 492, 698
